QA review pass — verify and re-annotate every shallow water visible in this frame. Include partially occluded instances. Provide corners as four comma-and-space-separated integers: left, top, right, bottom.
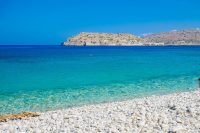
0, 45, 200, 114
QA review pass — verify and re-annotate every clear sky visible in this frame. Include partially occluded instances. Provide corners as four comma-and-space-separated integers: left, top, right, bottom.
0, 0, 200, 45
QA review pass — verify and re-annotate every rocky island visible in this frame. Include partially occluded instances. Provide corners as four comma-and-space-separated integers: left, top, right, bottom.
63, 29, 200, 46
64, 32, 144, 46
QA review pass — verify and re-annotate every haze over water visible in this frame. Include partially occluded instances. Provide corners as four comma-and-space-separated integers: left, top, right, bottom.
0, 45, 200, 115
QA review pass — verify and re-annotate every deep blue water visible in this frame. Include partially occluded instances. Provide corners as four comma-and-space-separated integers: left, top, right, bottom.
0, 45, 200, 115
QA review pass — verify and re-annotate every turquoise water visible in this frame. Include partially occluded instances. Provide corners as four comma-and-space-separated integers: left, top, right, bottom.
0, 45, 200, 115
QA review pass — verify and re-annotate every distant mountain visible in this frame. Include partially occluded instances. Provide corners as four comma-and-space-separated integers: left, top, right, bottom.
143, 29, 200, 45
63, 29, 200, 46
63, 32, 144, 46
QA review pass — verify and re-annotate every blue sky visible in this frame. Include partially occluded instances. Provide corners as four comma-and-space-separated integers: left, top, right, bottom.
0, 0, 200, 45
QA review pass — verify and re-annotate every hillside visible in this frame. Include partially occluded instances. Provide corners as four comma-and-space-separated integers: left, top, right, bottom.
143, 29, 200, 45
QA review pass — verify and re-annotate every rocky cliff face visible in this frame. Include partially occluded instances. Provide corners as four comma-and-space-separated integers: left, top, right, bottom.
143, 29, 200, 45
64, 32, 144, 46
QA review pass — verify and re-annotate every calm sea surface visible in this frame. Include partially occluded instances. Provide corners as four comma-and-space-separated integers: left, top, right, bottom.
0, 45, 200, 114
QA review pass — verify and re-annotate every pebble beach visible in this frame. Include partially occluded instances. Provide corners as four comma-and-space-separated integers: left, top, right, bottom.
0, 90, 200, 133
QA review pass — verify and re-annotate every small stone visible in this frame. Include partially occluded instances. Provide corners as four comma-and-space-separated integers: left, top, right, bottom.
176, 117, 182, 123
51, 114, 58, 120
171, 125, 185, 132
161, 124, 169, 131
137, 120, 145, 127
168, 105, 176, 110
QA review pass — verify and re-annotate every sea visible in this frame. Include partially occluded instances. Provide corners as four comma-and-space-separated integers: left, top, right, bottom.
0, 45, 200, 115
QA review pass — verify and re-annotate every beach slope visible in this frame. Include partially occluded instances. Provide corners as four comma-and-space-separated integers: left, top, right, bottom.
0, 90, 200, 132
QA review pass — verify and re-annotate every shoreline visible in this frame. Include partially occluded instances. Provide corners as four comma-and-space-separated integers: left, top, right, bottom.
1, 90, 200, 132
0, 88, 195, 116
